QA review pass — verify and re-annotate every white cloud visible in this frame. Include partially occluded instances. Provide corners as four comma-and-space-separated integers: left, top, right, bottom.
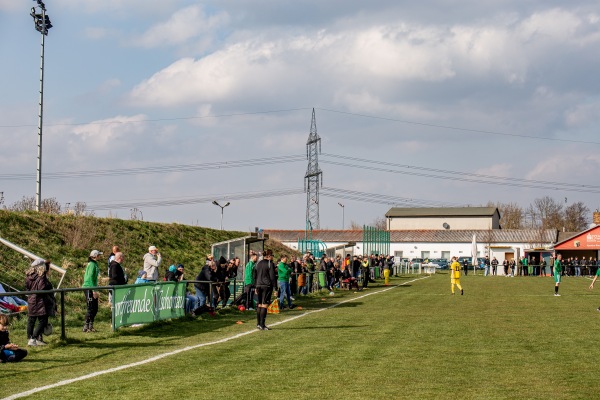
0, 0, 20, 12
69, 114, 149, 152
128, 5, 229, 48
127, 9, 600, 110
526, 154, 600, 182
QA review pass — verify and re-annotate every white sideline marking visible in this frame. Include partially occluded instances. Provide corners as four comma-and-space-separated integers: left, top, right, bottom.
2, 276, 429, 400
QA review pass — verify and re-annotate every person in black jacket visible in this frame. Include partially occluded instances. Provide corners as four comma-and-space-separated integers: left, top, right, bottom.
25, 259, 54, 346
108, 252, 127, 285
195, 261, 217, 309
108, 252, 127, 306
253, 249, 276, 330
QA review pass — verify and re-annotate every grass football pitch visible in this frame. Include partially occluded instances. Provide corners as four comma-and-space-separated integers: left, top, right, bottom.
3, 273, 600, 400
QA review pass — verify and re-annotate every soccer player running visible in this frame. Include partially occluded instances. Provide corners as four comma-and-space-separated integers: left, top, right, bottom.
588, 262, 600, 311
450, 256, 464, 295
253, 249, 276, 330
553, 253, 563, 296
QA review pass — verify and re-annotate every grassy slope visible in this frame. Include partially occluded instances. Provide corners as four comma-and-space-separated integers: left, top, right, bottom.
3, 274, 600, 399
0, 210, 295, 290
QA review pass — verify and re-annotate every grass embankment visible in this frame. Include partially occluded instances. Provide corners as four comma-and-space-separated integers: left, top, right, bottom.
3, 273, 600, 399
0, 210, 297, 333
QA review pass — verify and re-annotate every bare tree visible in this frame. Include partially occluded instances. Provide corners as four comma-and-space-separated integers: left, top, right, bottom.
8, 196, 61, 214
487, 201, 523, 229
349, 220, 362, 230
372, 216, 387, 230
563, 202, 590, 232
527, 196, 563, 229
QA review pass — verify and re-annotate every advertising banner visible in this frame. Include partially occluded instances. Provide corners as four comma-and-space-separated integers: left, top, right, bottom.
112, 282, 186, 330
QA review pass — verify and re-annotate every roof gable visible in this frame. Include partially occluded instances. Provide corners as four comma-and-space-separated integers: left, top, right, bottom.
554, 225, 600, 250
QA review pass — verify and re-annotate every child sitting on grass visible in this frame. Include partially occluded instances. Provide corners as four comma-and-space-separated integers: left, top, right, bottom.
0, 314, 28, 363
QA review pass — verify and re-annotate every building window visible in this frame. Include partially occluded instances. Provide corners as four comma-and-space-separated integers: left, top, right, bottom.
441, 251, 450, 260
421, 251, 430, 259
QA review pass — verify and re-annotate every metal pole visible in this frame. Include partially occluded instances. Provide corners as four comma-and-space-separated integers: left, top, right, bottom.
220, 207, 224, 230
60, 290, 66, 340
36, 16, 45, 212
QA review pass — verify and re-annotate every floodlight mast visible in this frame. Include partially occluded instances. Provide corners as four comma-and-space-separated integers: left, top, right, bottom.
30, 0, 52, 212
212, 201, 230, 230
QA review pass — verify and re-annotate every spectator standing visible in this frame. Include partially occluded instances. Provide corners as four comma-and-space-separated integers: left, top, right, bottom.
107, 245, 120, 276
83, 250, 102, 333
503, 259, 509, 276
108, 252, 127, 286
277, 255, 295, 309
553, 254, 563, 296
491, 257, 498, 276
462, 258, 469, 276
0, 314, 28, 363
484, 256, 490, 277
289, 256, 299, 296
352, 255, 361, 279
253, 249, 276, 330
244, 252, 258, 310
540, 258, 547, 277
108, 252, 127, 306
143, 246, 162, 282
361, 256, 370, 289
383, 257, 391, 285
25, 259, 54, 346
522, 256, 529, 276
195, 261, 217, 309
509, 259, 516, 277
297, 261, 308, 295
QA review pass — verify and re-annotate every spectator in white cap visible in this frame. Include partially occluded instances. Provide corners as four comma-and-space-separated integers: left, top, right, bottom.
143, 246, 162, 282
82, 249, 102, 332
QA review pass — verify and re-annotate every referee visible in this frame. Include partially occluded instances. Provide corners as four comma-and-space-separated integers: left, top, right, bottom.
253, 249, 276, 330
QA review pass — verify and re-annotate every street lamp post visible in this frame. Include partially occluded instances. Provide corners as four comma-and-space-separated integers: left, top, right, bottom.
212, 201, 230, 230
338, 202, 345, 230
30, 0, 53, 212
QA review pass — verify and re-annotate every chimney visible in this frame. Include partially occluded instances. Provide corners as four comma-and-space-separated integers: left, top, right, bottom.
594, 211, 600, 225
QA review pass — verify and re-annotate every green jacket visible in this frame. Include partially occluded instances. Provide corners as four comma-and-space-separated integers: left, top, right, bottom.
244, 260, 255, 285
278, 261, 292, 282
83, 260, 99, 288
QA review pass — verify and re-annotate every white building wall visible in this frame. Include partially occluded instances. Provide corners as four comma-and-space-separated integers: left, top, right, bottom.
389, 217, 493, 230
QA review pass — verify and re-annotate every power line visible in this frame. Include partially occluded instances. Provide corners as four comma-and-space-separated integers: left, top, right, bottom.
0, 155, 305, 181
3, 105, 598, 146
0, 108, 312, 129
321, 187, 460, 207
85, 188, 305, 211
320, 154, 600, 194
316, 108, 600, 145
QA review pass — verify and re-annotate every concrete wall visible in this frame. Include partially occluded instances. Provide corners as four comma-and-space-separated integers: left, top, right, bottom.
388, 216, 497, 230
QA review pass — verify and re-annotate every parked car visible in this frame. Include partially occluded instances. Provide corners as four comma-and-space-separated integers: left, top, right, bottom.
457, 257, 486, 269
430, 258, 449, 269
410, 258, 424, 268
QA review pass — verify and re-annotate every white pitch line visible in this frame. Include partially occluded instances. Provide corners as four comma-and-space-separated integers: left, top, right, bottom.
2, 276, 429, 400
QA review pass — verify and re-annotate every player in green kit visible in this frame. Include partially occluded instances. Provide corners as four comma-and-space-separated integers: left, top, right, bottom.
588, 262, 600, 311
553, 253, 563, 296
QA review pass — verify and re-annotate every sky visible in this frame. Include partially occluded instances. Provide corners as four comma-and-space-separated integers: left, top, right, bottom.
1, 0, 600, 232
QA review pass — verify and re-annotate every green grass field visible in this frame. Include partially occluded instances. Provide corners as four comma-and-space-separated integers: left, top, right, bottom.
3, 273, 600, 400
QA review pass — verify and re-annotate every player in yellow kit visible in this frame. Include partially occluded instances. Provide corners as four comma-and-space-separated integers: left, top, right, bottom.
450, 256, 464, 295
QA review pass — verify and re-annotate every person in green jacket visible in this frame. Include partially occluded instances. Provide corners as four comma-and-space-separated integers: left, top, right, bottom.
277, 255, 295, 310
82, 250, 102, 332
244, 252, 258, 310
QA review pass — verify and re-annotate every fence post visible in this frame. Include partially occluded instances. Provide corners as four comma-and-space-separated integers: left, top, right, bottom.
60, 290, 66, 341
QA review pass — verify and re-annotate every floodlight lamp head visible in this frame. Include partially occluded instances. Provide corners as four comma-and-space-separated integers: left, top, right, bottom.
224, 202, 230, 207
212, 201, 219, 206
